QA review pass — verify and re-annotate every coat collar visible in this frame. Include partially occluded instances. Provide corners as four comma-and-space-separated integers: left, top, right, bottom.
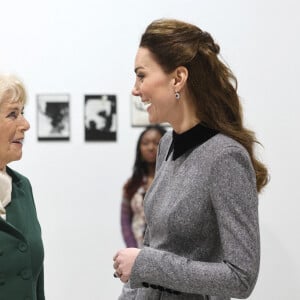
166, 123, 219, 160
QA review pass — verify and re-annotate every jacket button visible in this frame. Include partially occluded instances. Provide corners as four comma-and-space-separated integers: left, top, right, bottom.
150, 284, 158, 289
20, 269, 31, 280
18, 242, 28, 252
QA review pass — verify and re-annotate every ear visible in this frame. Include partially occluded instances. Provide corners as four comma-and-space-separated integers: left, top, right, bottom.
172, 66, 188, 92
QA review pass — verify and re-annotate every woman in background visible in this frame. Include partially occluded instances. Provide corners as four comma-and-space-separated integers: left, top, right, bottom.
0, 74, 45, 300
121, 124, 166, 248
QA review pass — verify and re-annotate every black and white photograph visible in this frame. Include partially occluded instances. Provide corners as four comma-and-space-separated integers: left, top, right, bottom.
37, 94, 70, 141
131, 95, 150, 127
131, 95, 169, 127
84, 94, 117, 141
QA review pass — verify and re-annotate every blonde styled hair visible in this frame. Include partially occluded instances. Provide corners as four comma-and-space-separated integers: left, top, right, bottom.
0, 74, 27, 106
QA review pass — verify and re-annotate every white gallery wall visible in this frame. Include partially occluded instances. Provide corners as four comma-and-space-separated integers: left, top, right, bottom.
1, 0, 299, 299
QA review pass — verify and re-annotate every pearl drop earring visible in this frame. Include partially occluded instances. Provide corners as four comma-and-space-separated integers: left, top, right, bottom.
175, 92, 180, 100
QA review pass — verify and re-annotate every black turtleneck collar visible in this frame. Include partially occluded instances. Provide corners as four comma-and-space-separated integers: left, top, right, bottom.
166, 123, 219, 161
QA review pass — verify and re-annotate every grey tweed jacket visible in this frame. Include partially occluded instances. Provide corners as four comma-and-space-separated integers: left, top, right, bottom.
127, 132, 260, 300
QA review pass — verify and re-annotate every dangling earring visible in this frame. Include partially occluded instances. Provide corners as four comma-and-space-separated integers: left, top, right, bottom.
175, 91, 180, 100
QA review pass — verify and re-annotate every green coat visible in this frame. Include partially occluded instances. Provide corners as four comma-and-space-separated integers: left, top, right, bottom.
0, 167, 44, 300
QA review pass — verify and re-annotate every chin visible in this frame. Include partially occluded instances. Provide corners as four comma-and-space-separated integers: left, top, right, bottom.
148, 116, 161, 124
12, 154, 23, 162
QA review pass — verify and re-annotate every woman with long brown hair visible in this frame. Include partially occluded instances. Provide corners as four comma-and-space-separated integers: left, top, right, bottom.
114, 19, 268, 300
121, 124, 166, 248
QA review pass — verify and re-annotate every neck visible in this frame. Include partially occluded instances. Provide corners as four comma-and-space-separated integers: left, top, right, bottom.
171, 118, 200, 134
168, 91, 200, 134
147, 163, 156, 178
169, 104, 199, 134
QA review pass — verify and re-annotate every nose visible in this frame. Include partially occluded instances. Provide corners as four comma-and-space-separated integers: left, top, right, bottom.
132, 87, 139, 96
148, 143, 156, 151
132, 82, 140, 96
20, 115, 30, 132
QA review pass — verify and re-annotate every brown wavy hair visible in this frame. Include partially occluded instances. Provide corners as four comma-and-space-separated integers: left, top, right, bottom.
139, 19, 268, 192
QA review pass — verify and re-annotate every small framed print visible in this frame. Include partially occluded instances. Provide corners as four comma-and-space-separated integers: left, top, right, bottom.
130, 95, 169, 127
84, 94, 117, 141
131, 95, 150, 127
37, 94, 70, 141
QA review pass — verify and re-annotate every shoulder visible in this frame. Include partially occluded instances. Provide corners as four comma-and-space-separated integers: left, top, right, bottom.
207, 134, 256, 185
208, 133, 246, 151
6, 167, 36, 206
123, 178, 131, 189
6, 166, 31, 186
203, 133, 251, 161
188, 134, 255, 182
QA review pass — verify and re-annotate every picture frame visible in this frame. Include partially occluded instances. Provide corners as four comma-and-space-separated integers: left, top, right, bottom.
130, 95, 170, 127
37, 94, 70, 141
131, 95, 150, 127
84, 94, 117, 141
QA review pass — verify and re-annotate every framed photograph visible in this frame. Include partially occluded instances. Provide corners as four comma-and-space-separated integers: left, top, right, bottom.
37, 94, 70, 141
84, 94, 117, 141
131, 95, 150, 127
130, 95, 170, 127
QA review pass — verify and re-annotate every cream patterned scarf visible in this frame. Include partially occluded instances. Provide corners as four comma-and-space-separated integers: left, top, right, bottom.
0, 168, 12, 220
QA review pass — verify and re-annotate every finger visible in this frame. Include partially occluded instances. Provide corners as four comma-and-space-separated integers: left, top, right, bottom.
113, 269, 123, 278
120, 274, 129, 283
113, 252, 119, 261
113, 261, 119, 270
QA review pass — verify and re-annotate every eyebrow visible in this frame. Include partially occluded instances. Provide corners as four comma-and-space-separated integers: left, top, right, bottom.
134, 66, 144, 73
7, 104, 24, 111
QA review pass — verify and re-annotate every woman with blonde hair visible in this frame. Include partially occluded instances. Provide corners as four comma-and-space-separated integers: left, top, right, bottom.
0, 74, 45, 300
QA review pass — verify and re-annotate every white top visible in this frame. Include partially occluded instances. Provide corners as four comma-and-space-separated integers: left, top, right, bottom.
0, 168, 12, 220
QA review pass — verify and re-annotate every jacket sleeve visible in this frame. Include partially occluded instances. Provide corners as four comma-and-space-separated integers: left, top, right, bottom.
121, 191, 137, 248
130, 147, 260, 299
36, 266, 45, 300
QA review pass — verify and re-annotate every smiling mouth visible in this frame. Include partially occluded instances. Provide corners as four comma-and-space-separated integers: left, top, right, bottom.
12, 139, 24, 145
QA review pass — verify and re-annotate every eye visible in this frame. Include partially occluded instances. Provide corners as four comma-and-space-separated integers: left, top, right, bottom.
141, 141, 149, 146
7, 111, 18, 119
137, 73, 145, 82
